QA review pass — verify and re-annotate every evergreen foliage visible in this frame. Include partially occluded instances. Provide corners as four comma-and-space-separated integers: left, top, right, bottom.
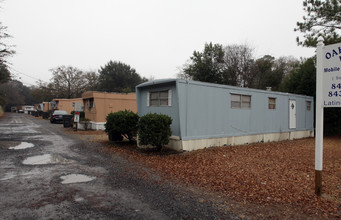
0, 22, 15, 66
279, 57, 316, 97
97, 61, 146, 92
182, 42, 225, 84
295, 0, 341, 47
181, 43, 299, 91
105, 110, 139, 142
138, 113, 172, 151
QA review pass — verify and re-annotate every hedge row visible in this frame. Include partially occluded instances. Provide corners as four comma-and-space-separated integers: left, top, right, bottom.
105, 110, 172, 150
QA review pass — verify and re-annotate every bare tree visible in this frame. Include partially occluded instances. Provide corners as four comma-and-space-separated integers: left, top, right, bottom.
84, 70, 99, 91
31, 81, 55, 102
50, 66, 87, 98
223, 44, 255, 87
177, 62, 193, 80
274, 56, 300, 77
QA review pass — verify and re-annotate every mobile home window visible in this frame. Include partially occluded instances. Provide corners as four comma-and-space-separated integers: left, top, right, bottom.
231, 94, 251, 109
87, 98, 95, 109
306, 101, 312, 111
149, 90, 171, 107
268, 97, 276, 109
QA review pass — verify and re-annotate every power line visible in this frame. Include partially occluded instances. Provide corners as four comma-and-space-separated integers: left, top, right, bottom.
10, 74, 37, 87
9, 67, 51, 87
9, 67, 46, 82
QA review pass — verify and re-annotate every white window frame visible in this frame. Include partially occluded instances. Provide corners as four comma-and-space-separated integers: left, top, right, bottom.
268, 97, 276, 110
148, 90, 172, 107
306, 101, 312, 111
231, 93, 251, 109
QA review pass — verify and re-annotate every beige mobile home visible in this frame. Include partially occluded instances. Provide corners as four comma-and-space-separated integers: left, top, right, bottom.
52, 98, 83, 114
42, 102, 52, 113
82, 91, 137, 130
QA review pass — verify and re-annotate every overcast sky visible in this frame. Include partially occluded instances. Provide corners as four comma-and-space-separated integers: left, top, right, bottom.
1, 0, 315, 86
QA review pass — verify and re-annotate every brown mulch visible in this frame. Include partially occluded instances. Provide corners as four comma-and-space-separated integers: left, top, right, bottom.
67, 129, 341, 219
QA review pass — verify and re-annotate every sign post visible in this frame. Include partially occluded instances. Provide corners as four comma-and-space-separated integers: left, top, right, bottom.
315, 37, 341, 196
73, 103, 83, 132
315, 37, 324, 196
74, 112, 80, 131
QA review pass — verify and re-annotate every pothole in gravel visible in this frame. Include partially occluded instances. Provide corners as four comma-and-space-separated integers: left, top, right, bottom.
22, 154, 73, 165
0, 170, 41, 181
60, 174, 96, 184
0, 141, 35, 149
74, 196, 85, 202
9, 142, 35, 150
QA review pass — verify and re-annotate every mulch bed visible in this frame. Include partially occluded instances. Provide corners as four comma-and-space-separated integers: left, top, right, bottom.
68, 129, 341, 218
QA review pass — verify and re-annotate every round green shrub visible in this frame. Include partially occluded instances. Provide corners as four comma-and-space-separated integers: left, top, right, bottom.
138, 113, 172, 151
105, 110, 139, 142
108, 131, 124, 141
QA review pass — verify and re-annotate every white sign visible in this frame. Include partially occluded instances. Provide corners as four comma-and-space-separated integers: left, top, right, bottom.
74, 114, 80, 123
323, 43, 341, 107
73, 103, 83, 112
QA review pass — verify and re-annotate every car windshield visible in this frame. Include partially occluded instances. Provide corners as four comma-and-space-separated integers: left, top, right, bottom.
53, 110, 68, 115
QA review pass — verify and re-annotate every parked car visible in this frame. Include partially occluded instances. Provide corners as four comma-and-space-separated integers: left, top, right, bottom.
50, 110, 68, 123
18, 109, 24, 113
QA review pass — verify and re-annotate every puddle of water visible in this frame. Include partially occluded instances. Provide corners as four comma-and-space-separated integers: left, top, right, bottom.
9, 142, 34, 150
0, 141, 19, 148
60, 174, 96, 184
74, 196, 85, 202
22, 154, 73, 165
0, 170, 42, 181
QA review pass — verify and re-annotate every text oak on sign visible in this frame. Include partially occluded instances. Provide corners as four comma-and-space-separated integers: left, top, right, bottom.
323, 42, 341, 107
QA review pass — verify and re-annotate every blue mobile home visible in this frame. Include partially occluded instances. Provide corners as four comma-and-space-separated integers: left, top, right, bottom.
136, 79, 314, 151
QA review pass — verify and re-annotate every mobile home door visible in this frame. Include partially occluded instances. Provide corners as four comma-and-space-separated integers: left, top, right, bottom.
289, 100, 296, 129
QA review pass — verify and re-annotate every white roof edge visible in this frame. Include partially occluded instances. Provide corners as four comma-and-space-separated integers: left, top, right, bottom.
136, 78, 179, 88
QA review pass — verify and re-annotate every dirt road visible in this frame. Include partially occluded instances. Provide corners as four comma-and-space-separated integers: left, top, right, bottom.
0, 113, 236, 219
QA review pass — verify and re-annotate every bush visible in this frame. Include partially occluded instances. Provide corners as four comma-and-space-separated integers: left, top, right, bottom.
105, 110, 139, 142
108, 131, 123, 142
138, 113, 172, 151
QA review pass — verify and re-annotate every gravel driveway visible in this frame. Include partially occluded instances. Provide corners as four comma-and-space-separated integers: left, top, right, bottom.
0, 113, 238, 219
